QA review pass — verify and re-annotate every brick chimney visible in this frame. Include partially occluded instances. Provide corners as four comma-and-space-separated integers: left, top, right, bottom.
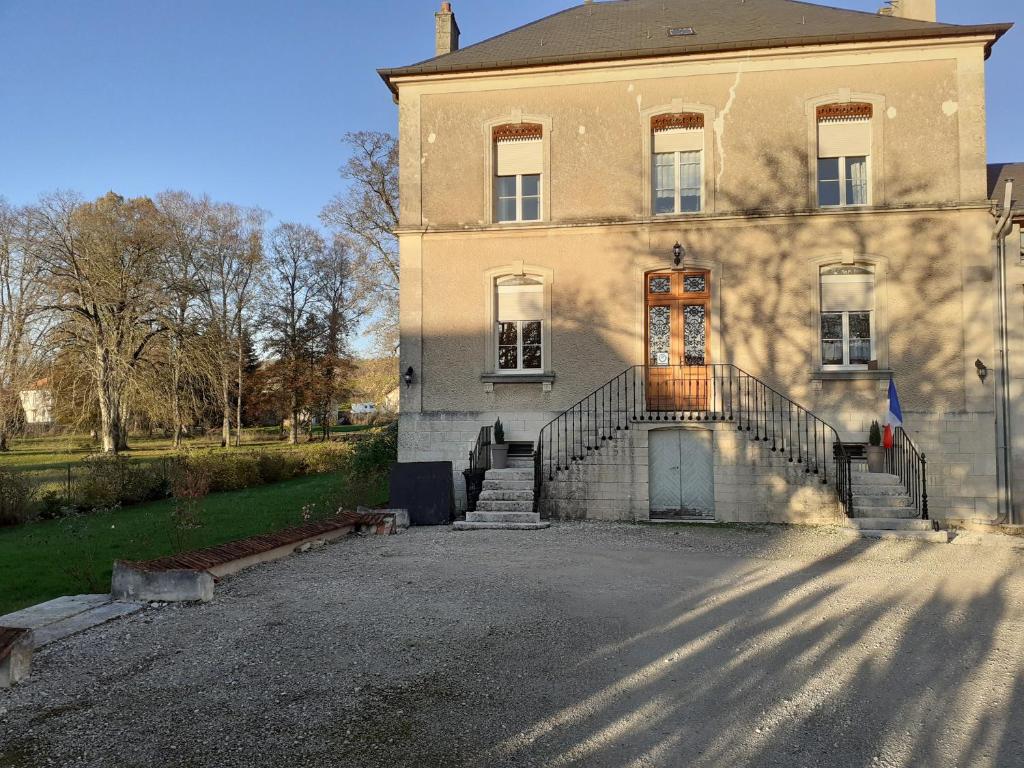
880, 0, 936, 22
435, 2, 460, 57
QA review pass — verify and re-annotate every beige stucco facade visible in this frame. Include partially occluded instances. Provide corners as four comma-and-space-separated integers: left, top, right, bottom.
391, 33, 1006, 525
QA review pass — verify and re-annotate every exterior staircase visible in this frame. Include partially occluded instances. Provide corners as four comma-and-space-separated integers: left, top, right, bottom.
454, 459, 550, 531
846, 471, 948, 542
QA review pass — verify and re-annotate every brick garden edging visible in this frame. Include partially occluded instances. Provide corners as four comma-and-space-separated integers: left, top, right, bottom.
112, 510, 401, 603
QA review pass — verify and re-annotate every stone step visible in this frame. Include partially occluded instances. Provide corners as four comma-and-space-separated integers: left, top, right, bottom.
485, 468, 535, 482
481, 479, 534, 491
853, 495, 914, 508
506, 457, 535, 468
851, 472, 902, 486
478, 489, 534, 502
851, 506, 919, 519
857, 529, 950, 543
453, 521, 551, 531
466, 511, 541, 524
476, 500, 534, 513
846, 518, 934, 531
851, 484, 911, 497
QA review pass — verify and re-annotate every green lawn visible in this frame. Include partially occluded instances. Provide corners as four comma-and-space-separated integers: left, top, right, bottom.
0, 426, 374, 491
0, 470, 388, 617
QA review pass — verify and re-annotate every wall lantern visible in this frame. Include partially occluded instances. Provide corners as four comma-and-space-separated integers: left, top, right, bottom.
404, 366, 415, 388
672, 242, 684, 267
975, 359, 988, 383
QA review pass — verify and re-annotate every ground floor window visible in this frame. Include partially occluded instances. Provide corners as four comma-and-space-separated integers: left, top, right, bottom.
820, 264, 874, 369
497, 320, 542, 371
495, 274, 544, 372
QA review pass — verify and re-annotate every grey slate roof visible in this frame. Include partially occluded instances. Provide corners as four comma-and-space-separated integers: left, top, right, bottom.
989, 163, 1024, 214
379, 0, 1011, 93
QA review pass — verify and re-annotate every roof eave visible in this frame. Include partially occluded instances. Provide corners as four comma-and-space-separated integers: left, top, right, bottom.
378, 22, 1013, 93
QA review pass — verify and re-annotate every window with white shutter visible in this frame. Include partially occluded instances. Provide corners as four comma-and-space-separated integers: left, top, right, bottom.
651, 113, 704, 215
820, 265, 875, 368
493, 124, 543, 223
495, 276, 544, 371
816, 103, 872, 208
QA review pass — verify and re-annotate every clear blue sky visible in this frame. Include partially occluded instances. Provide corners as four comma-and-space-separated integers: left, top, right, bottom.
0, 0, 1020, 228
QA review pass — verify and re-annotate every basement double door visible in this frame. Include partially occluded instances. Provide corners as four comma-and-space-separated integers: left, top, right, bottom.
649, 428, 715, 519
645, 270, 710, 412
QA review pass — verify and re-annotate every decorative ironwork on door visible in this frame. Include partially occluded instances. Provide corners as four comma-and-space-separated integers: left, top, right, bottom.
645, 270, 710, 411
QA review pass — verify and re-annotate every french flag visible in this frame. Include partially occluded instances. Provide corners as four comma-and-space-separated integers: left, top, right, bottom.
883, 376, 903, 449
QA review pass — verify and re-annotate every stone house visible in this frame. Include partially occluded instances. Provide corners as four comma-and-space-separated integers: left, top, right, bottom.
379, 0, 1018, 527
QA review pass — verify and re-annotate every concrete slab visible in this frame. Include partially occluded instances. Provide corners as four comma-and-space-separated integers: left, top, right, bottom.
30, 602, 144, 648
0, 594, 111, 629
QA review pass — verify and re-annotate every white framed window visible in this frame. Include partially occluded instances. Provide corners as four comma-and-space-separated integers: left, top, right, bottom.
651, 119, 703, 215
495, 174, 541, 223
495, 276, 544, 372
817, 156, 869, 207
494, 126, 543, 223
820, 265, 874, 369
816, 106, 872, 208
654, 150, 702, 214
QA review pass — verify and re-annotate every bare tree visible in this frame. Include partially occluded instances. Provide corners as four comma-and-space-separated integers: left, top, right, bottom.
197, 202, 265, 447
0, 199, 49, 450
320, 131, 398, 352
156, 191, 221, 446
262, 223, 326, 444
32, 191, 170, 453
310, 236, 359, 438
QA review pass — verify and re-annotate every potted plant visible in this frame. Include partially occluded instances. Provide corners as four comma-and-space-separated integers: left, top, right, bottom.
866, 420, 885, 473
490, 418, 508, 470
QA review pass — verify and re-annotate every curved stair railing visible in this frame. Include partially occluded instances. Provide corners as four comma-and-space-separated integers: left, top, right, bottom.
884, 426, 929, 520
534, 364, 855, 518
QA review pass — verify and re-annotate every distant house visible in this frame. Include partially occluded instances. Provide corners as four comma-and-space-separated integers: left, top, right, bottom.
19, 380, 54, 426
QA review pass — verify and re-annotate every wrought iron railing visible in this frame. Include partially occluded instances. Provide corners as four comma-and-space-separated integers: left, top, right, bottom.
535, 364, 854, 517
884, 426, 928, 519
464, 425, 492, 513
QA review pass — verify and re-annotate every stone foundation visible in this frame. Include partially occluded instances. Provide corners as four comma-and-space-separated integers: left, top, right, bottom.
539, 422, 842, 523
400, 408, 999, 524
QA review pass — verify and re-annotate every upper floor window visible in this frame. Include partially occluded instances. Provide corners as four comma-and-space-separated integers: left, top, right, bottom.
652, 113, 704, 215
816, 103, 872, 208
494, 123, 543, 223
820, 264, 874, 369
495, 275, 544, 372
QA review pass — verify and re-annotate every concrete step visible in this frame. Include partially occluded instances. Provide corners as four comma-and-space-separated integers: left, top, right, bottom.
852, 506, 918, 519
476, 500, 534, 513
482, 479, 534, 491
851, 472, 902, 486
485, 468, 535, 482
857, 529, 950, 543
507, 457, 535, 468
853, 495, 914, 508
466, 511, 541, 524
851, 484, 911, 497
847, 518, 934, 531
478, 489, 534, 502
453, 520, 550, 531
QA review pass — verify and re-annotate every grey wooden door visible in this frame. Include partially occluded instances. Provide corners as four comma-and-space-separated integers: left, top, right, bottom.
648, 429, 714, 518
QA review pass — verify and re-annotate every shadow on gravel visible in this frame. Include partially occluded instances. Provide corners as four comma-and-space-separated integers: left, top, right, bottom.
481, 537, 1022, 767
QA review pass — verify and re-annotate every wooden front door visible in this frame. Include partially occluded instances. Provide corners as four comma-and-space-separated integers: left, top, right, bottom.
644, 270, 711, 412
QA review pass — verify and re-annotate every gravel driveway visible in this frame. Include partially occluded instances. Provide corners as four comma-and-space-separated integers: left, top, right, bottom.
3, 522, 1024, 768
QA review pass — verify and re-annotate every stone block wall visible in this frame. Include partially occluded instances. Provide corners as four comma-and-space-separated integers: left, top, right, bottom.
539, 422, 842, 523
399, 410, 558, 511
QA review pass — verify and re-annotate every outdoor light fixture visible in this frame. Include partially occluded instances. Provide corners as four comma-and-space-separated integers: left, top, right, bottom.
672, 242, 684, 267
404, 366, 415, 388
975, 359, 988, 382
